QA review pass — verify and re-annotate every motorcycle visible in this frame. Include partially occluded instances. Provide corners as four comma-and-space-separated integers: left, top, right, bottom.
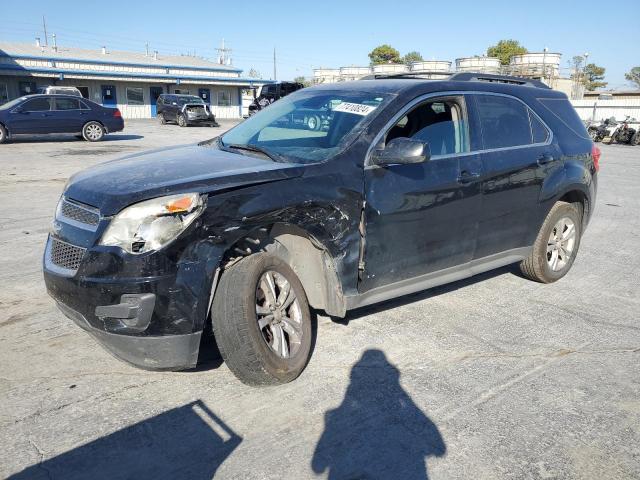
609, 116, 640, 145
588, 117, 617, 143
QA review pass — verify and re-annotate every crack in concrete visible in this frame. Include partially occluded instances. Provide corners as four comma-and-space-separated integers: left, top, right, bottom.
28, 438, 53, 480
456, 346, 640, 361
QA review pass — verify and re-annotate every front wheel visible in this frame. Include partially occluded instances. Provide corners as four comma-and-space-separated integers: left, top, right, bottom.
520, 201, 582, 283
82, 121, 105, 142
631, 131, 640, 146
211, 252, 313, 386
0, 124, 7, 144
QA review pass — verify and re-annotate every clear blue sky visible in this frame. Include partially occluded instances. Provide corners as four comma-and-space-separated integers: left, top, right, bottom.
1, 0, 637, 89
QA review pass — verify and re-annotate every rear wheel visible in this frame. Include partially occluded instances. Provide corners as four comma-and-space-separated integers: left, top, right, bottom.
520, 201, 582, 283
82, 121, 105, 142
0, 124, 7, 144
631, 131, 640, 146
211, 252, 313, 386
177, 114, 187, 127
157, 113, 167, 125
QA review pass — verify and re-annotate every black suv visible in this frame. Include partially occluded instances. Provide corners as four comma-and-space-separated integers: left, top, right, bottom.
157, 94, 219, 127
248, 81, 304, 116
43, 73, 599, 386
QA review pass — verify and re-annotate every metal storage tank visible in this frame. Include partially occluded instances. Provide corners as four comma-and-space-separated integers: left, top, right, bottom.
339, 66, 372, 81
372, 64, 409, 75
508, 52, 561, 78
410, 60, 452, 73
455, 56, 501, 74
313, 68, 341, 84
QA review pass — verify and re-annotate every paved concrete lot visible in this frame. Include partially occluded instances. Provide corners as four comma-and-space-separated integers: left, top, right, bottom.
1, 121, 639, 479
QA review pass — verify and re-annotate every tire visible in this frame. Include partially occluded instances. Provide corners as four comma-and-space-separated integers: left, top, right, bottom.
520, 201, 582, 283
307, 115, 321, 131
631, 131, 640, 146
0, 124, 7, 144
177, 114, 187, 127
211, 252, 313, 386
588, 128, 598, 141
82, 121, 105, 142
157, 113, 167, 125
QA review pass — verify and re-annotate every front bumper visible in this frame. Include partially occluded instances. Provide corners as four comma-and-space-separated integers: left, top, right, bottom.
43, 233, 219, 370
56, 301, 202, 370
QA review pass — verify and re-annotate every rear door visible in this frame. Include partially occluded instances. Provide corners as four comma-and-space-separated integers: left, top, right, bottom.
50, 97, 85, 132
361, 94, 483, 291
471, 93, 557, 258
10, 97, 54, 133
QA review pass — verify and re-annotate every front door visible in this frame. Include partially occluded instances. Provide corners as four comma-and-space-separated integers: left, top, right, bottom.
10, 97, 54, 133
149, 87, 163, 116
101, 85, 117, 108
361, 95, 483, 292
470, 93, 558, 259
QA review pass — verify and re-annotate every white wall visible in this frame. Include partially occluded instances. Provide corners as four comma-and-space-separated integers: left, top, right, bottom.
571, 98, 640, 122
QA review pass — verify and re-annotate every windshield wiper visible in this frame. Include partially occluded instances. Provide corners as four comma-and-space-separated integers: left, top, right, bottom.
223, 143, 284, 162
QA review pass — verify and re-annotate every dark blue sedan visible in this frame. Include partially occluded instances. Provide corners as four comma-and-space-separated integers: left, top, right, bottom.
0, 94, 124, 143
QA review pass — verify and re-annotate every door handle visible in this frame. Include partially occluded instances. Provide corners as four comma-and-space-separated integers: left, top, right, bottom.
537, 154, 555, 166
457, 171, 481, 184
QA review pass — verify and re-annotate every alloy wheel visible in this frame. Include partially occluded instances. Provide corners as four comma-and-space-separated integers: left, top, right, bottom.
547, 217, 576, 271
255, 270, 303, 359
85, 124, 103, 140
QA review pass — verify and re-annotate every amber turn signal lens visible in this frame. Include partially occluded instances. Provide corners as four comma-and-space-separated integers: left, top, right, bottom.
166, 196, 195, 213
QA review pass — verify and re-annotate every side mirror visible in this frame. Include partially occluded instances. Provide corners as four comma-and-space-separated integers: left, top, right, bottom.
371, 137, 431, 166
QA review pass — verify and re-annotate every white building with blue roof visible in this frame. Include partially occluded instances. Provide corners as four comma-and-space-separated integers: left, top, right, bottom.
0, 41, 271, 118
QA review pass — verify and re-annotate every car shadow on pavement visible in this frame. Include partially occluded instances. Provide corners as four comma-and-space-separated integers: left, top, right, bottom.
312, 349, 446, 479
341, 264, 521, 324
8, 400, 241, 480
6, 134, 144, 143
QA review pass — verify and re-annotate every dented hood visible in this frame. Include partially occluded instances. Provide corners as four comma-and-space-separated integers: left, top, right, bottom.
65, 144, 305, 215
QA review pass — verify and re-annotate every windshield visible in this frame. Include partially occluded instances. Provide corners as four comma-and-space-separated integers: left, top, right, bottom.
178, 96, 204, 105
0, 97, 28, 110
220, 89, 391, 164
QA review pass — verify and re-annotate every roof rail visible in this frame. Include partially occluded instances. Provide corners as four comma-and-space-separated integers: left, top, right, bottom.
448, 72, 550, 89
360, 71, 452, 80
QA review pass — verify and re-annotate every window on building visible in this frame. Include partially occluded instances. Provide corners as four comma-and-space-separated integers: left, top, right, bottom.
54, 98, 81, 110
126, 87, 144, 105
21, 97, 52, 112
476, 95, 533, 149
19, 81, 36, 96
218, 90, 231, 106
0, 83, 8, 105
76, 86, 89, 99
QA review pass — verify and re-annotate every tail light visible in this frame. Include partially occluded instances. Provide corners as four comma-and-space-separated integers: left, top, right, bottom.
112, 109, 122, 118
592, 144, 601, 172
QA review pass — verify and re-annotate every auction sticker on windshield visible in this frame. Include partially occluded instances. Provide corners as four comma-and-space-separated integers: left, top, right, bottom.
333, 102, 378, 116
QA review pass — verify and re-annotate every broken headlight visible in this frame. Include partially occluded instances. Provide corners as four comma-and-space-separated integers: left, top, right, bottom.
100, 193, 204, 254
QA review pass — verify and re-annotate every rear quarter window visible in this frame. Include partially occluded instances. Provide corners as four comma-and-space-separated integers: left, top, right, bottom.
537, 98, 589, 140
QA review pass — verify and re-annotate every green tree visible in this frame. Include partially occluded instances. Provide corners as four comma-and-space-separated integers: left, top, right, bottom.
402, 51, 423, 66
583, 63, 607, 90
293, 76, 312, 87
368, 44, 401, 65
625, 67, 640, 88
487, 39, 528, 65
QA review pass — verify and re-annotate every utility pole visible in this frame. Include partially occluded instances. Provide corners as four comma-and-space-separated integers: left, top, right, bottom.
42, 16, 48, 46
273, 47, 277, 81
216, 39, 232, 65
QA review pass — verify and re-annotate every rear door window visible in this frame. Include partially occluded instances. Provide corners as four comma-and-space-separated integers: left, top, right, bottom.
21, 97, 52, 112
54, 98, 81, 110
476, 95, 532, 149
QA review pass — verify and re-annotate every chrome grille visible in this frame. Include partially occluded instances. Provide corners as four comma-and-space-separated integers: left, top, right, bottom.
60, 199, 100, 227
50, 238, 86, 271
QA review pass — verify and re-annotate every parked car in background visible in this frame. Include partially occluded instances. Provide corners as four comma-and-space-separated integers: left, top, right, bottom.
247, 81, 304, 116
157, 94, 219, 127
36, 86, 83, 97
44, 74, 598, 385
0, 94, 124, 143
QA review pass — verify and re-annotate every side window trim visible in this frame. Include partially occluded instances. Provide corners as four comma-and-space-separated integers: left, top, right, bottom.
365, 90, 554, 169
